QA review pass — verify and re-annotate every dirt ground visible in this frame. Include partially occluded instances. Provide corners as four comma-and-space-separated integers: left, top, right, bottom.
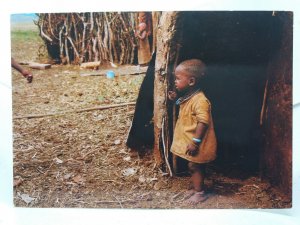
11, 24, 291, 209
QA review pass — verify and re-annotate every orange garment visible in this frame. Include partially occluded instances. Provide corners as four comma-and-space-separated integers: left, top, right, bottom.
171, 91, 217, 163
137, 30, 151, 65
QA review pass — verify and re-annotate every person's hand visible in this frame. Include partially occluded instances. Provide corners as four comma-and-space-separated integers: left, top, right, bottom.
186, 143, 199, 157
168, 91, 177, 101
22, 70, 33, 83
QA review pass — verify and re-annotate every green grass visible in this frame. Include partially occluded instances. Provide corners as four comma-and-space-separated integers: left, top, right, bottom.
11, 29, 40, 43
11, 24, 44, 61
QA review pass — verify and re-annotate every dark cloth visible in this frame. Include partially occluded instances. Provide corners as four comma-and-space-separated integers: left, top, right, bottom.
126, 53, 156, 150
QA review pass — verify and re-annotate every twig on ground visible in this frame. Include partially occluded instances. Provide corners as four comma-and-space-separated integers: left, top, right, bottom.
80, 149, 98, 159
13, 102, 136, 119
103, 180, 124, 185
243, 184, 260, 189
171, 191, 185, 202
80, 71, 146, 77
95, 199, 136, 204
113, 195, 123, 208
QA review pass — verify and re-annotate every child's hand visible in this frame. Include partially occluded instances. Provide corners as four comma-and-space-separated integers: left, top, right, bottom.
186, 143, 199, 157
168, 91, 177, 101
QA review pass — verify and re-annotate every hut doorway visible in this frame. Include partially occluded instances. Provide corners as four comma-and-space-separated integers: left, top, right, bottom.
174, 12, 276, 174
160, 11, 293, 185
176, 12, 283, 174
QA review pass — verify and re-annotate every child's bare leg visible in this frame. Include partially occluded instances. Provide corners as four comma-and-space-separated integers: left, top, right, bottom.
185, 162, 208, 204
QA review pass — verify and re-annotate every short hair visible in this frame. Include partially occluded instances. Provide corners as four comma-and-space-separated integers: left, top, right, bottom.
177, 59, 206, 79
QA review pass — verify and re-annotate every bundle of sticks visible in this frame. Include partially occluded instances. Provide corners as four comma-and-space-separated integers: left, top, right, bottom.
36, 12, 138, 65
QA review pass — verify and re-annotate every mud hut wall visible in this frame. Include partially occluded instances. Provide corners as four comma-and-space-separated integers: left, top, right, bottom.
262, 12, 293, 196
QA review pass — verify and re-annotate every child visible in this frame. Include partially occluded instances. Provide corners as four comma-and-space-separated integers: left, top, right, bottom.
168, 59, 217, 204
11, 57, 33, 83
135, 23, 151, 66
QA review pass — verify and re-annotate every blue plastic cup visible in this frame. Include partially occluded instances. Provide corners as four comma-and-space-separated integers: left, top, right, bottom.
106, 71, 115, 79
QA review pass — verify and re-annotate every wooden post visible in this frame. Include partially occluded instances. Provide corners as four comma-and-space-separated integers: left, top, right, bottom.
151, 12, 161, 53
153, 12, 183, 168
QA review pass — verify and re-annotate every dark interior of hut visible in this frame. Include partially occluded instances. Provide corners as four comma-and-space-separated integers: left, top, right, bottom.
175, 11, 283, 176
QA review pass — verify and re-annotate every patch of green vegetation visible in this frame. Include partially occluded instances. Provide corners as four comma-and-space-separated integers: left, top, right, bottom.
11, 25, 45, 61
11, 29, 41, 43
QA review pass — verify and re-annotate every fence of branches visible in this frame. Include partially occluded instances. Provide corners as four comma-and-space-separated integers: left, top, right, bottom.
36, 12, 138, 65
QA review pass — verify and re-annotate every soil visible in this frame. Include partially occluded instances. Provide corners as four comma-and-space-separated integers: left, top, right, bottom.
11, 25, 291, 209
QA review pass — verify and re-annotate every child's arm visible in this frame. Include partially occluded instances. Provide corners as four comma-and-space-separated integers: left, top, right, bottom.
136, 30, 147, 40
11, 58, 33, 83
186, 122, 208, 156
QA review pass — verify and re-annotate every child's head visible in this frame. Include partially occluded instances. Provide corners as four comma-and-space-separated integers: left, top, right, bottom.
138, 22, 147, 32
174, 59, 206, 93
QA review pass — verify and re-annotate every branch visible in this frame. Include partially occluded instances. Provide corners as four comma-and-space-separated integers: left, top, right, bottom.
13, 102, 136, 119
80, 71, 146, 77
40, 20, 53, 42
67, 36, 80, 60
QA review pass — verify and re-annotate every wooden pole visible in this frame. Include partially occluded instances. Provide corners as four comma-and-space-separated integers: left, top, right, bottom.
260, 79, 269, 125
153, 11, 182, 168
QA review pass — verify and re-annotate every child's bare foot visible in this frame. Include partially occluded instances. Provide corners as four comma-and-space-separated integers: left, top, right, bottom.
185, 191, 208, 204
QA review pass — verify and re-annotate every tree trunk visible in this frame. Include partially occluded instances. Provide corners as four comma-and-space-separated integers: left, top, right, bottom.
153, 12, 183, 169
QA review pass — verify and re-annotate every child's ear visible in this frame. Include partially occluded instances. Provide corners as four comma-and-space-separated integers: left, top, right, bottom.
189, 77, 196, 86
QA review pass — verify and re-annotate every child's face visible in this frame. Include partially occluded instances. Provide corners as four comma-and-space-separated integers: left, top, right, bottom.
138, 23, 146, 31
174, 66, 194, 93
